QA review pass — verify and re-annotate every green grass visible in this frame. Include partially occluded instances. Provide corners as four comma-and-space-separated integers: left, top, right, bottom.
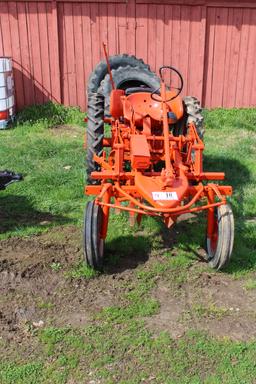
1, 323, 256, 383
183, 303, 229, 321
1, 104, 255, 277
0, 103, 85, 238
0, 103, 256, 383
244, 279, 256, 291
65, 262, 98, 279
203, 108, 256, 276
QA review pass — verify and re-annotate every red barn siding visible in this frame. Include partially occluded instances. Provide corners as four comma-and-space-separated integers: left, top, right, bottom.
0, 0, 255, 110
203, 6, 256, 107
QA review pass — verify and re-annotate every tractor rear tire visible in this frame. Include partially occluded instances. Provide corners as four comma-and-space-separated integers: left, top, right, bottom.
206, 204, 234, 270
183, 96, 205, 139
86, 93, 104, 185
98, 65, 160, 117
87, 54, 150, 94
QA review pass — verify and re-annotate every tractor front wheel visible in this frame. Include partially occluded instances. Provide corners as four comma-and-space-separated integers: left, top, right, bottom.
83, 201, 104, 270
206, 204, 234, 270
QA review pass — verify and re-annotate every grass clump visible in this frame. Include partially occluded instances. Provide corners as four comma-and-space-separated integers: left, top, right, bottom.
244, 279, 256, 290
0, 362, 43, 384
15, 102, 84, 128
65, 262, 98, 279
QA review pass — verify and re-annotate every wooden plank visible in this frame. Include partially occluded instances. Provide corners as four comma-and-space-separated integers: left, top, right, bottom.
202, 7, 215, 107
248, 10, 256, 106
8, 1, 25, 109
1, 0, 255, 5
171, 5, 181, 89
221, 7, 233, 107
90, 3, 101, 66
207, 1, 256, 8
136, 0, 256, 7
135, 4, 148, 62
60, 0, 126, 2
235, 8, 250, 107
107, 3, 117, 56
0, 3, 13, 57
198, 6, 206, 102
27, 2, 44, 105
99, 2, 108, 60
225, 8, 242, 107
163, 4, 172, 67
210, 7, 228, 107
148, 4, 156, 71
81, 2, 93, 98
37, 2, 51, 103
126, 0, 136, 55
16, 2, 34, 106
0, 7, 4, 55
117, 3, 127, 53
1, 0, 126, 3
155, 4, 164, 73
58, 2, 69, 105
179, 5, 190, 95
187, 6, 206, 100
47, 1, 61, 103
73, 3, 86, 110
162, 4, 172, 86
64, 3, 77, 106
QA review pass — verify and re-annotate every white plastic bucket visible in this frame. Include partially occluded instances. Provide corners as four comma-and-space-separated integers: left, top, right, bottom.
0, 57, 15, 129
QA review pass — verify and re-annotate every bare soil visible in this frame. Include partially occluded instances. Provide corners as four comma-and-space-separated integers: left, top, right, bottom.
0, 227, 134, 354
146, 272, 256, 341
0, 226, 255, 359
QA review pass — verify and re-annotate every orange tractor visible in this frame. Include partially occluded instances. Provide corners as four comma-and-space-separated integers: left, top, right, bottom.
84, 51, 234, 271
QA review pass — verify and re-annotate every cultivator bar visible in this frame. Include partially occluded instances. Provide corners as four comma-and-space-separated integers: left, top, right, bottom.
84, 49, 234, 271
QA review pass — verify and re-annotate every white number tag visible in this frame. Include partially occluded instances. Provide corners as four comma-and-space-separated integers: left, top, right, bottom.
152, 191, 178, 201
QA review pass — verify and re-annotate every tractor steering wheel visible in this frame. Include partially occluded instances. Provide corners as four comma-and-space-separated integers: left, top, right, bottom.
151, 66, 184, 102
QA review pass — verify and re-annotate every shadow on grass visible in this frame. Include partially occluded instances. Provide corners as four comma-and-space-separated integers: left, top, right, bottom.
104, 155, 254, 275
104, 234, 150, 274
204, 155, 256, 274
0, 195, 70, 235
175, 155, 255, 275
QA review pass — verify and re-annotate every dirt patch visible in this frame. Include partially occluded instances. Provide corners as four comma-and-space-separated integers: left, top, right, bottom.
50, 124, 83, 137
146, 272, 256, 341
0, 226, 133, 351
1, 225, 256, 358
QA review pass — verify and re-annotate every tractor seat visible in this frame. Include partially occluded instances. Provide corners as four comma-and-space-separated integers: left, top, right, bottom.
125, 87, 159, 96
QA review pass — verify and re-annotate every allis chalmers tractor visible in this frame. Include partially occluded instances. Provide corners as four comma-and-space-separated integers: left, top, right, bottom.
84, 50, 234, 271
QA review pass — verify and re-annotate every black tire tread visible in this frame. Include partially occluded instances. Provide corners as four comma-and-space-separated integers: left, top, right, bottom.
87, 54, 150, 94
86, 93, 104, 184
98, 65, 160, 116
183, 96, 205, 139
84, 201, 95, 267
92, 204, 104, 270
207, 204, 234, 270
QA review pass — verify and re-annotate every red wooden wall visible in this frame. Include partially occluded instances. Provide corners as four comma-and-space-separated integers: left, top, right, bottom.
0, 0, 256, 111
